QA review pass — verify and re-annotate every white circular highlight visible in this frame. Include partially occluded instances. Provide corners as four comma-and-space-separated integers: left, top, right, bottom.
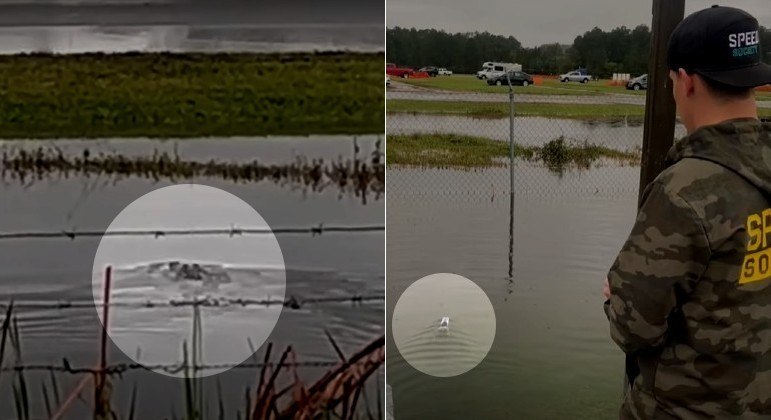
391, 273, 496, 377
92, 184, 286, 378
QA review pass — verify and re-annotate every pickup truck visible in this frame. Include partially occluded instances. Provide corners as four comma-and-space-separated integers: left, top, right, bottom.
386, 63, 414, 79
437, 68, 453, 76
560, 70, 592, 84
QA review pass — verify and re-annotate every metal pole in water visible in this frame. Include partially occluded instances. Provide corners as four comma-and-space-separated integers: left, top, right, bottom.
508, 73, 515, 195
507, 73, 516, 284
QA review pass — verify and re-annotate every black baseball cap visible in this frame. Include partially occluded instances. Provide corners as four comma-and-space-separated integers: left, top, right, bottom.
668, 5, 771, 88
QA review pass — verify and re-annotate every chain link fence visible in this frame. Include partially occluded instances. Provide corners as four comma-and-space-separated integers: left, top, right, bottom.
385, 74, 694, 202
385, 74, 655, 419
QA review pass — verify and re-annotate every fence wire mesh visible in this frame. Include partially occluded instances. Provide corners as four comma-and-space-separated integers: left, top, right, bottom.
385, 74, 690, 201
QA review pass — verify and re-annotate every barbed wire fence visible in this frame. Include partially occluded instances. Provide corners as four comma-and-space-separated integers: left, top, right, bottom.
2, 295, 384, 310
0, 220, 386, 417
0, 223, 384, 241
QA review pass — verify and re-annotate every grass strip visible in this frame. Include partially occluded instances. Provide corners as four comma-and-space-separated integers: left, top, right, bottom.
386, 133, 639, 170
387, 100, 771, 122
398, 75, 771, 98
0, 52, 384, 139
400, 75, 603, 96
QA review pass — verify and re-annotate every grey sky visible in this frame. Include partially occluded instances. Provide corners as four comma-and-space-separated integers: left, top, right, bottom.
388, 0, 771, 47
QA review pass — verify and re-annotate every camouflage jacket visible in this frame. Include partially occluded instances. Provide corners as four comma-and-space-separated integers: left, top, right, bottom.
605, 118, 771, 419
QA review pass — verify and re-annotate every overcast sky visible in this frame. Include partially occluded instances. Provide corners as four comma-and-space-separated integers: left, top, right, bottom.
388, 0, 771, 47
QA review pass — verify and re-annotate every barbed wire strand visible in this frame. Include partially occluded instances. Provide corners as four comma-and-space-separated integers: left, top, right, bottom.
0, 295, 385, 310
0, 224, 384, 241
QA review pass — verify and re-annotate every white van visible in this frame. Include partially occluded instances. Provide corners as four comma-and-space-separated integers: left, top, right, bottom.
476, 62, 522, 79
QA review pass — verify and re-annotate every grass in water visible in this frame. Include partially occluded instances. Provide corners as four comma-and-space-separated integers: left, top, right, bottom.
387, 100, 649, 123
387, 133, 516, 168
0, 302, 384, 419
0, 52, 384, 138
538, 136, 638, 172
387, 133, 639, 171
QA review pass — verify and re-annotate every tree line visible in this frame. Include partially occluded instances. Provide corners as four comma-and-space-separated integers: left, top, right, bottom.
386, 26, 771, 78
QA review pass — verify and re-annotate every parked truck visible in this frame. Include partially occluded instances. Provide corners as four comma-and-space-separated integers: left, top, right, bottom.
386, 63, 414, 79
560, 68, 592, 83
476, 62, 522, 80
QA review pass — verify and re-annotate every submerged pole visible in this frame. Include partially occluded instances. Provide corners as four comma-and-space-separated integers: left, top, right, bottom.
508, 71, 516, 286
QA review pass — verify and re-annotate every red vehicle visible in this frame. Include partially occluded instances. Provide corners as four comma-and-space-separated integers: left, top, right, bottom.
386, 63, 414, 79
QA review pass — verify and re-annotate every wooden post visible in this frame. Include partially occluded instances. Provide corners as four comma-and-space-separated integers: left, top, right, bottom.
638, 0, 685, 203
96, 265, 112, 419
53, 267, 113, 419
625, 0, 686, 394
100, 266, 112, 375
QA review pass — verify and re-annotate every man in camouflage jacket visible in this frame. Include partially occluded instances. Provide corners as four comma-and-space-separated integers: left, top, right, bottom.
604, 6, 771, 419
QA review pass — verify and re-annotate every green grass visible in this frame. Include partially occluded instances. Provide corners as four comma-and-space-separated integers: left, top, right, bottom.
539, 78, 647, 95
399, 75, 600, 96
387, 100, 647, 123
543, 79, 771, 98
398, 74, 639, 96
538, 136, 638, 172
399, 74, 771, 99
0, 52, 384, 139
387, 99, 771, 122
387, 133, 639, 171
387, 133, 515, 168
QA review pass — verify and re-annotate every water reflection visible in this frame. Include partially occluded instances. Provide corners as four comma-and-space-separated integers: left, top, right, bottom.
391, 273, 496, 378
387, 164, 638, 418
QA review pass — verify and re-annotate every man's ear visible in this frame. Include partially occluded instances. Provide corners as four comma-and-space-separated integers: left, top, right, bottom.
678, 68, 696, 97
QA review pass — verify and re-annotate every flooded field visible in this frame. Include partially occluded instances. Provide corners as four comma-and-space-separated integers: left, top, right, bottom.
0, 24, 383, 54
0, 137, 384, 418
388, 114, 687, 150
0, 136, 382, 164
0, 0, 383, 54
387, 164, 640, 419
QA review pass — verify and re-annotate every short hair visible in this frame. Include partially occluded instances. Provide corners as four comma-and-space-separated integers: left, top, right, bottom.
698, 74, 753, 101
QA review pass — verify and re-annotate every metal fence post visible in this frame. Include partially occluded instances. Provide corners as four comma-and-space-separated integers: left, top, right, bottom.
508, 74, 515, 195
507, 73, 516, 283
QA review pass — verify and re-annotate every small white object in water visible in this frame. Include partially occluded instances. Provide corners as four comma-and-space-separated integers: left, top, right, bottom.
438, 316, 450, 333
